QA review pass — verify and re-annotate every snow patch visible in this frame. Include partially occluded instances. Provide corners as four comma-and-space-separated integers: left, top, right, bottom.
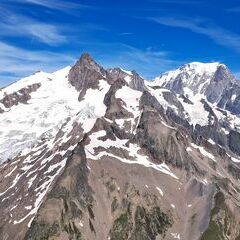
232, 94, 237, 102
156, 187, 163, 196
186, 147, 192, 152
171, 233, 181, 239
179, 94, 209, 126
191, 143, 216, 162
115, 85, 142, 133
207, 139, 216, 145
85, 131, 178, 179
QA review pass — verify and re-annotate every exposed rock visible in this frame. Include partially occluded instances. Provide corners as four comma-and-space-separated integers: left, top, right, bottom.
140, 90, 165, 115
107, 68, 146, 91
162, 91, 185, 117
128, 70, 146, 92
0, 83, 41, 110
107, 68, 129, 84
68, 53, 106, 91
201, 191, 240, 240
25, 142, 93, 240
206, 65, 234, 103
1, 54, 240, 240
228, 130, 240, 155
109, 205, 172, 240
104, 79, 133, 120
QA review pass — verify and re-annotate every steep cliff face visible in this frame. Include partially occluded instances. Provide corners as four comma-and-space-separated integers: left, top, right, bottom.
0, 53, 240, 240
68, 52, 107, 91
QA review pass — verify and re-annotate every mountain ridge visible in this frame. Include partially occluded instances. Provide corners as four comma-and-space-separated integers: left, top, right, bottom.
0, 53, 240, 240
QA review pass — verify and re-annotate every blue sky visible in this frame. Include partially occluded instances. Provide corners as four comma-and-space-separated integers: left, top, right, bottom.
0, 0, 240, 87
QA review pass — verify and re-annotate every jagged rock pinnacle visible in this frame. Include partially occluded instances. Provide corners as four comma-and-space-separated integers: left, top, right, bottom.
68, 53, 106, 91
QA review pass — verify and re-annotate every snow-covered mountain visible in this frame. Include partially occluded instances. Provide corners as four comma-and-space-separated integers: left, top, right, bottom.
154, 62, 221, 95
1, 53, 240, 240
153, 62, 240, 115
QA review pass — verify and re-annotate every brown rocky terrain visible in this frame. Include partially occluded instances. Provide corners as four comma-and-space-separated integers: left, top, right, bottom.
0, 53, 240, 239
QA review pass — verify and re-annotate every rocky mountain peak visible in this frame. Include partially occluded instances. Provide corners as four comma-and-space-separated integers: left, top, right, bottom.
212, 63, 235, 83
128, 70, 146, 91
152, 61, 240, 115
154, 62, 236, 97
154, 62, 221, 88
2, 53, 240, 240
78, 52, 101, 70
68, 53, 107, 91
181, 61, 220, 70
106, 67, 129, 82
107, 67, 146, 91
205, 63, 240, 110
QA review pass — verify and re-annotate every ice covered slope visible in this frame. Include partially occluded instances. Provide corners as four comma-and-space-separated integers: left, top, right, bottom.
153, 61, 240, 115
0, 53, 146, 164
0, 67, 81, 163
1, 53, 240, 240
154, 62, 221, 96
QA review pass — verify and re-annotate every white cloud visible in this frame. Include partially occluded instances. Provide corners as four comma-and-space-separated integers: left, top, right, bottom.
151, 0, 202, 5
5, 0, 89, 11
226, 7, 240, 13
0, 40, 180, 86
0, 12, 67, 46
150, 16, 240, 52
0, 41, 75, 86
118, 32, 133, 36
92, 43, 179, 79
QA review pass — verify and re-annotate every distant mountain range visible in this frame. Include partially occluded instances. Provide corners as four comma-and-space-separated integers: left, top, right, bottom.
0, 53, 240, 240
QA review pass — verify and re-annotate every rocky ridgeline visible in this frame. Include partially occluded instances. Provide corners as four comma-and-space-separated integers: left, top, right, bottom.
0, 53, 240, 239
0, 83, 41, 112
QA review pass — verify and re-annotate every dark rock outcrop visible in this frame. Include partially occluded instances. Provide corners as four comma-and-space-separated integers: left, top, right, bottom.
228, 130, 240, 155
107, 68, 146, 92
0, 83, 41, 110
205, 65, 234, 103
128, 70, 146, 92
68, 53, 106, 91
1, 53, 240, 240
25, 142, 93, 240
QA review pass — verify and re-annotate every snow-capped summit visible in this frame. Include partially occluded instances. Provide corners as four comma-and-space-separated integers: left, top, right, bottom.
154, 62, 223, 96
1, 53, 240, 240
153, 61, 240, 114
0, 66, 82, 163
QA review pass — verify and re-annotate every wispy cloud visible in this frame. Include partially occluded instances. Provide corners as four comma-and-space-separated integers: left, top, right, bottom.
118, 32, 133, 36
226, 7, 240, 13
6, 0, 89, 11
0, 41, 75, 86
0, 10, 67, 46
150, 0, 202, 5
0, 39, 180, 85
90, 43, 180, 79
149, 16, 240, 52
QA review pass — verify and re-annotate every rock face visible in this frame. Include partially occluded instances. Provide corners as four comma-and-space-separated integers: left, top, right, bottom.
154, 62, 240, 115
68, 53, 106, 91
154, 62, 220, 95
0, 53, 240, 240
106, 68, 146, 92
205, 64, 234, 103
0, 83, 41, 111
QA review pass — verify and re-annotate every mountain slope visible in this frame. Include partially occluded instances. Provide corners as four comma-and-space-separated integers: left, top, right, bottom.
153, 62, 240, 115
0, 53, 240, 240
